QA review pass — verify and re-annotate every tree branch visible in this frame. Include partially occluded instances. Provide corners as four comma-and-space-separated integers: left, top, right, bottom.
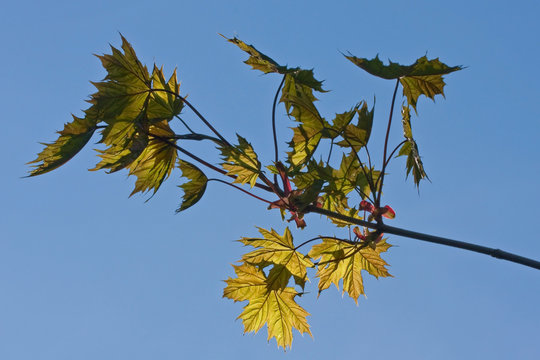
304, 205, 540, 270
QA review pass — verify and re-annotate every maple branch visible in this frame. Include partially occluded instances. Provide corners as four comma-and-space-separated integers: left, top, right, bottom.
304, 205, 540, 271
376, 79, 400, 206
272, 75, 286, 184
147, 132, 273, 193
208, 179, 273, 204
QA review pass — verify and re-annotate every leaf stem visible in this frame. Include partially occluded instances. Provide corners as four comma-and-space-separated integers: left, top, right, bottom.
208, 178, 273, 204
175, 115, 196, 134
272, 75, 286, 184
376, 79, 400, 206
304, 205, 540, 271
148, 132, 273, 193
150, 88, 231, 146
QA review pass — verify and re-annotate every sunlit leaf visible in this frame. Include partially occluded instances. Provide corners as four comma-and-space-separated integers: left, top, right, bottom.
335, 101, 374, 151
27, 115, 97, 176
398, 106, 428, 186
308, 238, 391, 303
345, 54, 462, 111
128, 120, 178, 196
222, 35, 325, 92
177, 160, 208, 211
220, 135, 262, 187
223, 263, 311, 349
240, 227, 314, 287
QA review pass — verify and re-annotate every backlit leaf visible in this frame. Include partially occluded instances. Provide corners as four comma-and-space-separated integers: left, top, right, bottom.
308, 238, 391, 303
128, 120, 178, 196
223, 35, 324, 92
240, 227, 314, 287
223, 263, 311, 350
345, 54, 461, 111
27, 115, 97, 176
398, 106, 428, 186
335, 101, 374, 151
177, 160, 208, 211
220, 135, 262, 187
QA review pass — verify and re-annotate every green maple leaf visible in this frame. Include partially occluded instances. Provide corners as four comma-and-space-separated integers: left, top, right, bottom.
222, 35, 325, 92
308, 238, 391, 303
345, 53, 462, 111
27, 115, 98, 176
281, 75, 328, 167
240, 227, 314, 288
223, 263, 311, 350
220, 135, 262, 187
335, 101, 374, 151
398, 106, 428, 186
177, 160, 208, 211
147, 66, 184, 121
127, 120, 178, 196
325, 105, 359, 139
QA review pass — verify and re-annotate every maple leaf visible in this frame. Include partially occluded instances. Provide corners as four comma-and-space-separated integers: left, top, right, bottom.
127, 120, 178, 196
308, 238, 391, 303
345, 54, 462, 111
222, 35, 325, 92
280, 75, 329, 167
220, 135, 262, 187
240, 227, 314, 288
397, 106, 428, 186
335, 101, 375, 151
27, 115, 98, 176
177, 160, 208, 211
147, 66, 184, 121
223, 263, 311, 350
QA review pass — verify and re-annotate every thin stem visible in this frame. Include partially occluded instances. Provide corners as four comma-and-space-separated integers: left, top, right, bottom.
304, 205, 540, 271
364, 146, 373, 170
150, 88, 231, 146
147, 132, 273, 193
173, 133, 223, 143
326, 140, 334, 165
383, 140, 407, 169
175, 115, 196, 134
376, 79, 400, 206
208, 178, 273, 204
272, 75, 286, 184
341, 137, 375, 203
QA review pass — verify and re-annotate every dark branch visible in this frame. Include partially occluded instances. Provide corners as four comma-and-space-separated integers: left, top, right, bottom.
304, 205, 540, 271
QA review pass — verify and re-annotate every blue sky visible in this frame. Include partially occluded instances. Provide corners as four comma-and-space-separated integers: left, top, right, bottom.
2, 0, 540, 359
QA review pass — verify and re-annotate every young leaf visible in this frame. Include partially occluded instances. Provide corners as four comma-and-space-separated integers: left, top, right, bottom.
281, 75, 328, 167
398, 106, 428, 186
220, 135, 262, 187
147, 66, 184, 121
222, 35, 325, 92
308, 238, 391, 303
177, 160, 208, 211
27, 115, 97, 176
128, 120, 178, 196
223, 263, 311, 350
345, 54, 462, 111
240, 227, 314, 287
335, 101, 374, 151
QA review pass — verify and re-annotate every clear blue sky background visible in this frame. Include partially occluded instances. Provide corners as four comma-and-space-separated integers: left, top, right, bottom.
2, 1, 539, 359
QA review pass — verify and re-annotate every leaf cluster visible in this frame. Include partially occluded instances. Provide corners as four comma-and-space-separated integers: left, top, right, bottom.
28, 35, 462, 349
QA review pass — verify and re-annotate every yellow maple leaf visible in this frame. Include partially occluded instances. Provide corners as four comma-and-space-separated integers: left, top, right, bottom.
223, 263, 311, 350
308, 238, 391, 304
240, 227, 313, 287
